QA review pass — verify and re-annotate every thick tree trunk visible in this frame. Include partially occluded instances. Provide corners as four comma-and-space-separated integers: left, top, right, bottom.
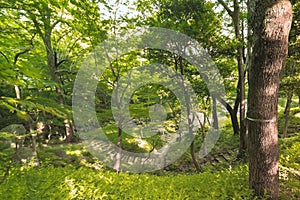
248, 1, 292, 199
283, 92, 293, 138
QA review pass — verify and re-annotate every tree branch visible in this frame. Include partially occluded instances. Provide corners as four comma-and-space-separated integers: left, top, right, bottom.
56, 59, 68, 68
28, 12, 43, 38
0, 51, 10, 63
14, 33, 36, 65
51, 19, 63, 30
217, 0, 234, 18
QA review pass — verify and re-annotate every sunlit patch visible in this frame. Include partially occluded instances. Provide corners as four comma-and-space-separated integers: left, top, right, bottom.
294, 113, 300, 118
265, 83, 278, 96
125, 138, 152, 152
66, 150, 82, 156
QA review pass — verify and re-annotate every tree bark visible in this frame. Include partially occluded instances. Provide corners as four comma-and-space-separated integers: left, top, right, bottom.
247, 1, 292, 199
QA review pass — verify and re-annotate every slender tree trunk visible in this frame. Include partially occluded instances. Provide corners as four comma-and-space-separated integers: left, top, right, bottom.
233, 0, 247, 159
242, 0, 252, 159
218, 0, 248, 157
248, 1, 292, 199
44, 35, 64, 103
212, 96, 218, 129
39, 8, 72, 142
43, 22, 76, 142
190, 140, 201, 171
217, 0, 243, 137
113, 125, 122, 171
44, 37, 74, 142
113, 77, 122, 171
218, 97, 239, 135
14, 85, 21, 99
283, 92, 293, 138
177, 57, 200, 171
27, 4, 76, 146
64, 119, 75, 142
200, 113, 207, 156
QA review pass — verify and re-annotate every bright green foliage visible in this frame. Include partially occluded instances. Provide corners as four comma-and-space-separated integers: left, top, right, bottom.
0, 0, 107, 140
0, 140, 14, 180
280, 134, 300, 170
136, 0, 239, 97
0, 165, 255, 200
279, 134, 300, 199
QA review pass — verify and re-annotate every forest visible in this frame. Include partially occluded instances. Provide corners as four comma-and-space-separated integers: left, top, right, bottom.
0, 0, 299, 199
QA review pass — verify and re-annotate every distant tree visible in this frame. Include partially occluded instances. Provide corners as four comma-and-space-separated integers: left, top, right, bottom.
136, 0, 238, 170
217, 0, 248, 158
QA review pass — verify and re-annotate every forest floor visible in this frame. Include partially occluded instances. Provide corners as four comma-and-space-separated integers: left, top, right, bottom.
0, 126, 299, 199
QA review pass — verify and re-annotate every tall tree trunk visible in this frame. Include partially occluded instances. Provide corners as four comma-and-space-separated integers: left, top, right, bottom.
233, 0, 247, 159
178, 57, 200, 171
283, 92, 293, 138
237, 11, 247, 159
44, 34, 64, 104
44, 36, 75, 142
247, 1, 292, 199
32, 6, 72, 142
217, 0, 246, 139
113, 74, 122, 171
